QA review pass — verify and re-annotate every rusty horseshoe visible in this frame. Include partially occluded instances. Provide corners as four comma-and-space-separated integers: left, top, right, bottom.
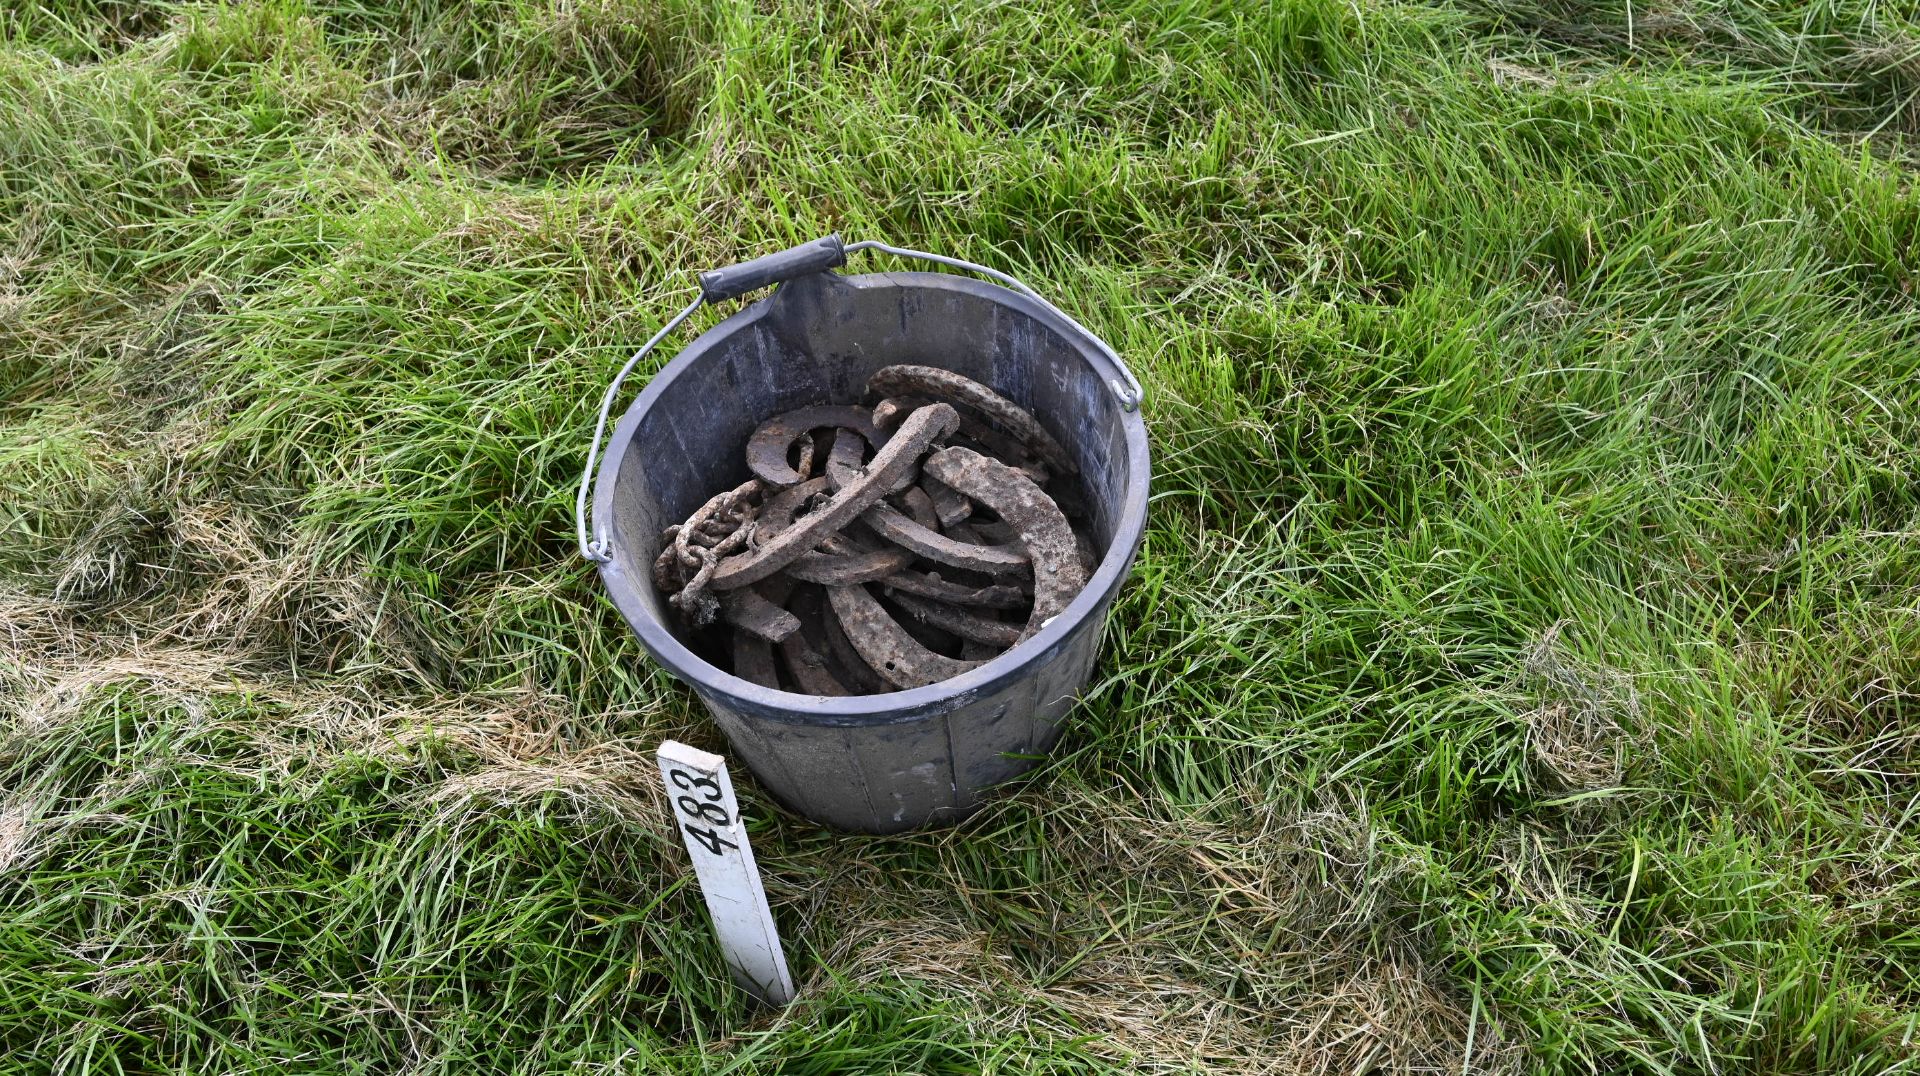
746, 406, 888, 488
867, 365, 1076, 476
710, 403, 959, 591
923, 446, 1087, 637
826, 583, 983, 690
884, 589, 1023, 648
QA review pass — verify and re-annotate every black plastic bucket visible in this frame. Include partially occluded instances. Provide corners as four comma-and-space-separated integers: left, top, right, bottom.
580, 237, 1149, 833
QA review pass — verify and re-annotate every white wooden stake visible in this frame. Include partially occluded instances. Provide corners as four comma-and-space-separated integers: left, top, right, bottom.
655, 740, 795, 1006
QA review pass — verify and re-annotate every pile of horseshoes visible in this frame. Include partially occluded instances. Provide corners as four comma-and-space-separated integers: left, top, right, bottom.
651, 365, 1096, 694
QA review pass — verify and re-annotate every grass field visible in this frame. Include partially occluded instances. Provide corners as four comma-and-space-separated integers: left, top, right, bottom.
3, 0, 1919, 1071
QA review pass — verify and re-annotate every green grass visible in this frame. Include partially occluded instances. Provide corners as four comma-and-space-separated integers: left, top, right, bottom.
3, 0, 1918, 1071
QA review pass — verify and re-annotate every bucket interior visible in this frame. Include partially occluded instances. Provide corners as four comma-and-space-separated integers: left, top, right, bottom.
601, 270, 1140, 679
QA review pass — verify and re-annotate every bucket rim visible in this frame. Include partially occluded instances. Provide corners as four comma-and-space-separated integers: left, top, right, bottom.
593, 268, 1151, 726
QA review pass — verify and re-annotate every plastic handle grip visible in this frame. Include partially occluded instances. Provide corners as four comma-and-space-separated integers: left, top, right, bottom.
698, 235, 847, 303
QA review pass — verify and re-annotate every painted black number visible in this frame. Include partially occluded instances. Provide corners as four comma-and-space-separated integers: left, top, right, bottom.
669, 769, 722, 800
677, 796, 729, 825
683, 823, 739, 856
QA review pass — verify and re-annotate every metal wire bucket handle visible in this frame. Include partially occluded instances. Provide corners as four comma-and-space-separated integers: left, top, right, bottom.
576, 235, 1146, 563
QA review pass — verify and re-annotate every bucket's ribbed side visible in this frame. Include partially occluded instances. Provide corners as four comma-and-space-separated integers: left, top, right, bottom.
594, 269, 1149, 833
696, 596, 1114, 832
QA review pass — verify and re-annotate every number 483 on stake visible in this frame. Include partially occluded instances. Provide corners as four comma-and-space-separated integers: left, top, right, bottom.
655, 741, 795, 1006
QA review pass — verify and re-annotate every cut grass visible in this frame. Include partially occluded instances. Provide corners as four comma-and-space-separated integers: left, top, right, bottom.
3, 0, 1918, 1072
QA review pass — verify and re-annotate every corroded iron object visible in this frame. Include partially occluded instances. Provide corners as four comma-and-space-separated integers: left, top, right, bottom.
870, 395, 930, 431
862, 502, 1027, 575
778, 631, 849, 696
653, 364, 1101, 695
880, 568, 1026, 609
710, 404, 959, 590
920, 476, 972, 527
654, 478, 761, 625
827, 584, 982, 689
782, 454, 924, 585
746, 406, 887, 488
874, 393, 1049, 481
783, 545, 913, 586
730, 632, 780, 688
867, 365, 1076, 476
923, 446, 1087, 636
721, 588, 800, 643
753, 477, 829, 545
818, 595, 892, 695
885, 590, 1023, 647
822, 426, 870, 491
